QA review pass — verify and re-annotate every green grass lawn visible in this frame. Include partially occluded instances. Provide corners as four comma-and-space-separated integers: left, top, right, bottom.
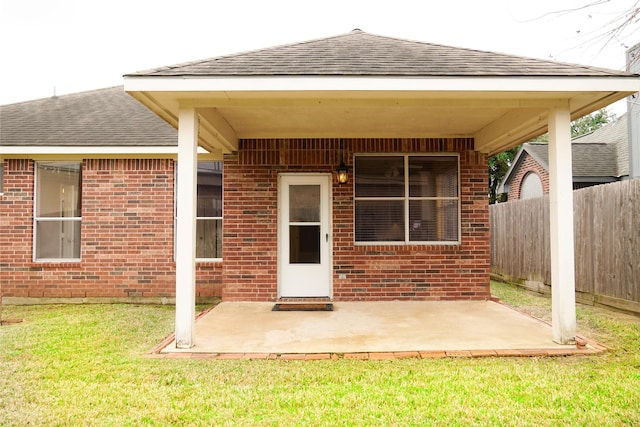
1, 282, 639, 426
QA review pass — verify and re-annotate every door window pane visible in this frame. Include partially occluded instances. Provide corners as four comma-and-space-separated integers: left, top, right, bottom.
289, 225, 320, 263
289, 185, 320, 222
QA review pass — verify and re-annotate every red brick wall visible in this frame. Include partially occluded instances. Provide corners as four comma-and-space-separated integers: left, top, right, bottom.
507, 153, 549, 201
222, 138, 490, 301
2, 141, 489, 303
0, 158, 221, 300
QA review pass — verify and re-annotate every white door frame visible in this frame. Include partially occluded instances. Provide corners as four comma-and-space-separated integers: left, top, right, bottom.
277, 173, 332, 298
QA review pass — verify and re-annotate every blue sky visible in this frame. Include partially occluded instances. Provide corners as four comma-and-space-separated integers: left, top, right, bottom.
0, 0, 637, 108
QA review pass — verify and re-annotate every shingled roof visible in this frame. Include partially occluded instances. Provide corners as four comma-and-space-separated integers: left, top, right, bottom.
502, 114, 630, 189
127, 29, 631, 78
0, 86, 176, 146
525, 142, 622, 177
573, 114, 629, 176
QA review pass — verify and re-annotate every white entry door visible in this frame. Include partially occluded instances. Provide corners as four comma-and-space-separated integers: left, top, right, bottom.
278, 174, 332, 298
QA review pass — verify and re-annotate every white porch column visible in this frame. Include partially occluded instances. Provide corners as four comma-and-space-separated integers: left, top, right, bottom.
175, 107, 198, 348
548, 107, 577, 344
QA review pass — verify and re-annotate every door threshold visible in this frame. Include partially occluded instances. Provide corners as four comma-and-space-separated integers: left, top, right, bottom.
277, 297, 333, 303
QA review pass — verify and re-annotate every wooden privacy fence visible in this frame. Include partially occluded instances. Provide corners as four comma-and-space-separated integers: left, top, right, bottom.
490, 178, 640, 314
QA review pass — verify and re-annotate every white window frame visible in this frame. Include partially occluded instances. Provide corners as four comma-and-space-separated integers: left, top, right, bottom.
354, 153, 461, 246
0, 159, 4, 195
174, 160, 223, 262
33, 161, 82, 262
520, 171, 544, 200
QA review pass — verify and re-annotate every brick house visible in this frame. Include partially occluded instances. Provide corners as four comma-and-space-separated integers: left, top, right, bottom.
3, 30, 638, 346
0, 87, 223, 302
500, 114, 630, 201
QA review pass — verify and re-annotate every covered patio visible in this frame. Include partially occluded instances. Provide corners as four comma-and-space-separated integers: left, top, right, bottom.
152, 300, 605, 359
125, 30, 640, 351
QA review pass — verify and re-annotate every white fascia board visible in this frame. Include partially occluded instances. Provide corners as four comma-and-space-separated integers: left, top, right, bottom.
124, 76, 640, 94
0, 145, 218, 158
0, 145, 178, 155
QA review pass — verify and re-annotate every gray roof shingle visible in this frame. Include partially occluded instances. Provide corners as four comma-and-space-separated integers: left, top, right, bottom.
502, 113, 631, 186
573, 113, 629, 176
525, 142, 621, 177
572, 113, 628, 145
520, 114, 630, 178
127, 30, 633, 78
0, 86, 177, 147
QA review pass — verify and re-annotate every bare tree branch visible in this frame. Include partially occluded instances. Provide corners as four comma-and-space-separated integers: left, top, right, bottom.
523, 0, 640, 65
518, 0, 613, 22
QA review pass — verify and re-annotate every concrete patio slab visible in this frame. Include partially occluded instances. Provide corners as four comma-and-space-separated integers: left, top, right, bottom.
156, 300, 601, 357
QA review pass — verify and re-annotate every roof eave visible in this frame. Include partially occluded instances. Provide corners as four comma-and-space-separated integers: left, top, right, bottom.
124, 75, 640, 93
499, 145, 528, 189
0, 145, 221, 160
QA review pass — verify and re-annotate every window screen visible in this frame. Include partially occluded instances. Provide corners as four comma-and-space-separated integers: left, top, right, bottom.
196, 161, 223, 259
35, 162, 82, 260
174, 161, 223, 260
355, 155, 459, 244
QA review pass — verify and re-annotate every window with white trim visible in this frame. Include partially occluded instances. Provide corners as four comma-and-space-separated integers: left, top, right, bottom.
520, 171, 543, 200
354, 154, 459, 244
35, 162, 82, 260
196, 161, 223, 259
175, 161, 223, 261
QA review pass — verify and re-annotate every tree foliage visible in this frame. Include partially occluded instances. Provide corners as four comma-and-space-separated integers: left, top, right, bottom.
571, 108, 613, 137
488, 146, 520, 204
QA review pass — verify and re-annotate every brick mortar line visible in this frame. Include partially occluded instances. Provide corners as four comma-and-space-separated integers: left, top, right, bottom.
144, 347, 605, 360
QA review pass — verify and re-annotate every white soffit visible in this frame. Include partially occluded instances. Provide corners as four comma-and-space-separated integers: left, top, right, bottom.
124, 75, 639, 155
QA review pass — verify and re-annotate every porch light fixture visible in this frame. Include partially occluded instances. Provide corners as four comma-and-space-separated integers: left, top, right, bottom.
336, 140, 349, 185
337, 160, 349, 184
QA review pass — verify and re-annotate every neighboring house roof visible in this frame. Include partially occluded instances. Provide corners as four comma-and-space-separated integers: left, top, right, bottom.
500, 114, 630, 192
573, 114, 630, 177
128, 29, 630, 78
0, 86, 177, 147
572, 114, 628, 146
524, 142, 620, 177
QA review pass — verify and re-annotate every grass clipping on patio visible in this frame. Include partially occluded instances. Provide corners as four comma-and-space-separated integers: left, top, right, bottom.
0, 283, 639, 426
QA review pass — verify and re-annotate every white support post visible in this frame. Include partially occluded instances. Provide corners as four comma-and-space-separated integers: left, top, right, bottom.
548, 107, 577, 344
175, 107, 198, 349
